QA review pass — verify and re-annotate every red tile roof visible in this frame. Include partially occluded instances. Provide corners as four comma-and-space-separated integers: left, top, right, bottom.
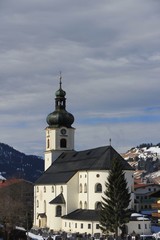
0, 178, 24, 188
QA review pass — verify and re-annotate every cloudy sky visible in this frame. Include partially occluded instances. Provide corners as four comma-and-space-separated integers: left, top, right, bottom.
0, 0, 160, 157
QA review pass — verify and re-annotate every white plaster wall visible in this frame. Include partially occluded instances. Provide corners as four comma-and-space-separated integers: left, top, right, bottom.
48, 184, 67, 230
34, 185, 45, 227
33, 186, 38, 226
46, 128, 74, 151
124, 171, 135, 209
45, 127, 75, 170
67, 173, 79, 213
127, 220, 151, 235
46, 128, 56, 150
87, 170, 108, 209
78, 170, 134, 210
78, 171, 89, 209
62, 219, 101, 235
45, 127, 75, 150
34, 184, 67, 230
44, 151, 52, 171
61, 219, 151, 236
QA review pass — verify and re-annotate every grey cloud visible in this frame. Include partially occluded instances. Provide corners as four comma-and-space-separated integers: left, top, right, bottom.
0, 0, 160, 155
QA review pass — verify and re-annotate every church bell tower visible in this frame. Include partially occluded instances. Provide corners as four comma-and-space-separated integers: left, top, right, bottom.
45, 76, 75, 170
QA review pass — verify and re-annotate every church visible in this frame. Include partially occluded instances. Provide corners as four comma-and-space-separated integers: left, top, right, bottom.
33, 78, 135, 235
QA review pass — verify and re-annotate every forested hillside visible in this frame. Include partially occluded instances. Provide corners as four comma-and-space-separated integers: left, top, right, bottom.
0, 143, 44, 182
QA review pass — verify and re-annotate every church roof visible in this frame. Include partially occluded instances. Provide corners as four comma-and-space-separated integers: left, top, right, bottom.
37, 213, 47, 218
35, 145, 133, 185
62, 209, 100, 221
49, 193, 66, 204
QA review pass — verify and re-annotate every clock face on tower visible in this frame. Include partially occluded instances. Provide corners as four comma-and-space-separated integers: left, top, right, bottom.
60, 128, 66, 135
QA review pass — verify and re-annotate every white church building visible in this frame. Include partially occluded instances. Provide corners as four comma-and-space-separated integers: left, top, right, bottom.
33, 79, 149, 236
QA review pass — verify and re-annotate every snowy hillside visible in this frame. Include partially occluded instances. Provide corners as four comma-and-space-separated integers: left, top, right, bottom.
122, 144, 160, 182
122, 144, 160, 161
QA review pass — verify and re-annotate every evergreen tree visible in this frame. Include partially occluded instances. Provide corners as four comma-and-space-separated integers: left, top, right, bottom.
100, 158, 131, 239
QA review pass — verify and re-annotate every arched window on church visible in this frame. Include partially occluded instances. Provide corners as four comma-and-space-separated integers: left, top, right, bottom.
44, 200, 46, 213
95, 202, 101, 210
47, 139, 50, 148
60, 138, 67, 148
84, 183, 87, 193
84, 201, 87, 209
79, 201, 82, 209
79, 184, 82, 193
56, 205, 62, 217
95, 183, 102, 193
39, 219, 41, 228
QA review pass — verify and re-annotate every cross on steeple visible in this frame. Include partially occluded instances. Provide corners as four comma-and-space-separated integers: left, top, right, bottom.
59, 71, 62, 89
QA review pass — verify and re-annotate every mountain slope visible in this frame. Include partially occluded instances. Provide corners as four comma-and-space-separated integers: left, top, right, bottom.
0, 143, 44, 182
122, 143, 160, 182
122, 144, 160, 161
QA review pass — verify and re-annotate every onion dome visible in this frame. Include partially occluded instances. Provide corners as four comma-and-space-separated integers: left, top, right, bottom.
46, 110, 74, 128
46, 75, 74, 128
55, 88, 66, 98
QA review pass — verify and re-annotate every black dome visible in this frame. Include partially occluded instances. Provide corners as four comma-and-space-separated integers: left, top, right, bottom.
46, 110, 74, 128
46, 76, 74, 128
55, 88, 66, 98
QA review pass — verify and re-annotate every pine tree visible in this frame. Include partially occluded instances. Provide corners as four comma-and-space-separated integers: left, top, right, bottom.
100, 158, 131, 239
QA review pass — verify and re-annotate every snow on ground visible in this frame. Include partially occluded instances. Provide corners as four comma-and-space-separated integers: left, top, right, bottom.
27, 232, 44, 240
144, 146, 160, 154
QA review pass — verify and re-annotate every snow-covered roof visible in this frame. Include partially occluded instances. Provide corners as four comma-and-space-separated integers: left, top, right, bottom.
131, 213, 142, 217
0, 174, 6, 181
130, 213, 150, 221
131, 213, 143, 217
15, 226, 26, 232
137, 217, 149, 221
